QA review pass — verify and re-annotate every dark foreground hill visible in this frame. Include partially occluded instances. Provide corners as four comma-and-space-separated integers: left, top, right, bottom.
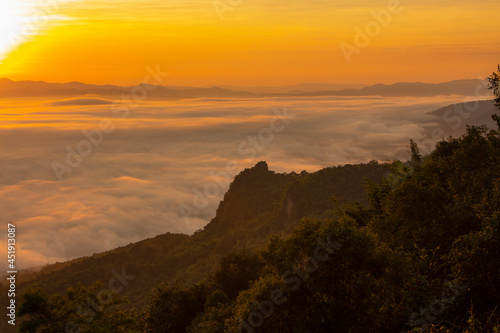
0, 161, 390, 331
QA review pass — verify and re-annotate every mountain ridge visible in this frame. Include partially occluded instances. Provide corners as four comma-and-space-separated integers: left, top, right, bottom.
0, 78, 492, 98
0, 160, 390, 328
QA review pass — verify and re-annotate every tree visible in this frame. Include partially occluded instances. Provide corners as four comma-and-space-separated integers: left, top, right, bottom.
143, 283, 209, 333
18, 282, 140, 333
369, 121, 500, 266
489, 64, 500, 110
209, 250, 264, 300
226, 218, 411, 332
187, 290, 232, 333
449, 214, 500, 310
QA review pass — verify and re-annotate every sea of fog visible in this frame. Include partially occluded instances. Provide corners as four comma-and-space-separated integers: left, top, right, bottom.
0, 95, 490, 270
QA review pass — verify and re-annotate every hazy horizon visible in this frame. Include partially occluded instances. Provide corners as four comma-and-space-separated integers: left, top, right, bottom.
0, 76, 490, 89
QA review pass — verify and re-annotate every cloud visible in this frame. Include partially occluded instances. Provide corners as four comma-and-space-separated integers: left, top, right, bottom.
0, 95, 496, 271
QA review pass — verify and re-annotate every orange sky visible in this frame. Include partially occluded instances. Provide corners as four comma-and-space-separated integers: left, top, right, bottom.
0, 0, 499, 86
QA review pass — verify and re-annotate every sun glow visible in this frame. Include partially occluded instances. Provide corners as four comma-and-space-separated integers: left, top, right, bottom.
1, 0, 499, 84
0, 1, 34, 62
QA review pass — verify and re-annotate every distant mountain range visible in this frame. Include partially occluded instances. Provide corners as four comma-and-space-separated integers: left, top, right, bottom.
201, 83, 368, 94
426, 99, 498, 138
0, 78, 492, 99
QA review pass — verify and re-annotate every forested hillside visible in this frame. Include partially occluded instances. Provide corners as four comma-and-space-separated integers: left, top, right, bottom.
1, 157, 391, 332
